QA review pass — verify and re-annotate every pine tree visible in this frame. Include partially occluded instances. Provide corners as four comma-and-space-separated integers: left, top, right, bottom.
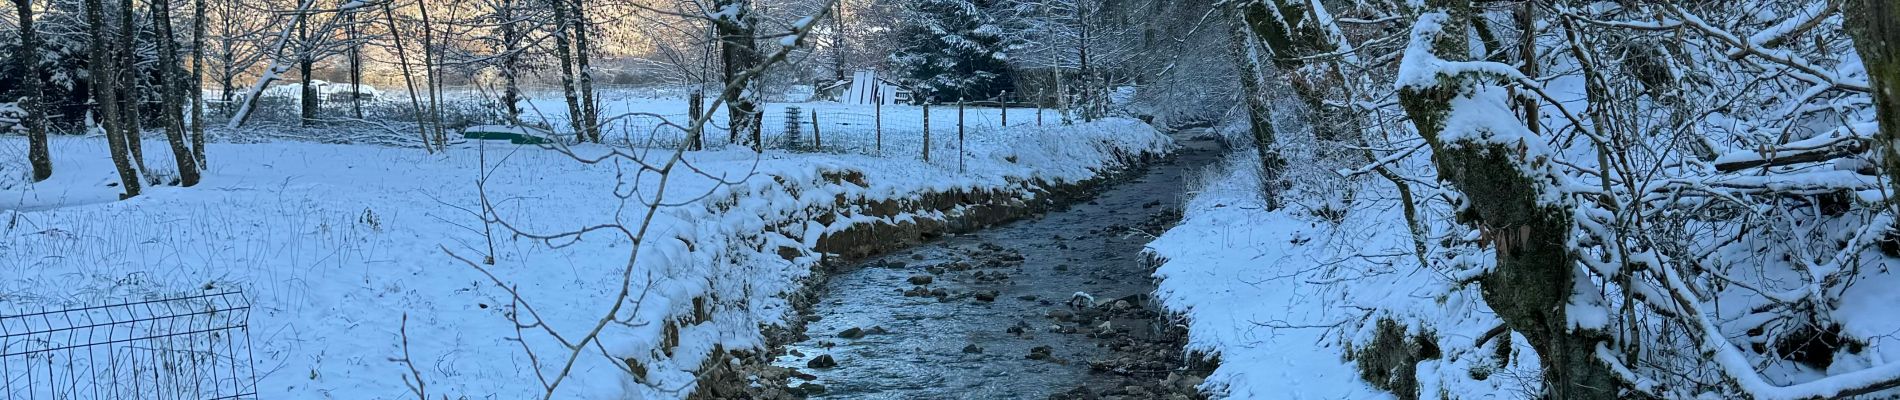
889, 0, 1014, 102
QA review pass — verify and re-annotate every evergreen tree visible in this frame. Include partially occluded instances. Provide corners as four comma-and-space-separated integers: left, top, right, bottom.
889, 0, 1014, 102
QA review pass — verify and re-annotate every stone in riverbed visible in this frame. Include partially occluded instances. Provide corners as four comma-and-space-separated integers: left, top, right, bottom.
908, 275, 934, 285
1026, 345, 1054, 360
838, 327, 864, 339
806, 354, 837, 369
790, 382, 828, 396
974, 290, 999, 302
1046, 309, 1073, 320
962, 344, 984, 354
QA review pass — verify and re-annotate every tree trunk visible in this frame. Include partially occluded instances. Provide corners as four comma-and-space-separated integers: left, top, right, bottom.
348, 6, 362, 119
715, 0, 761, 150
498, 0, 520, 124
298, 12, 317, 126
380, 1, 433, 151
550, 0, 583, 141
217, 0, 235, 107
1395, 2, 1620, 398
1845, 0, 1900, 205
118, 0, 148, 178
571, 0, 598, 142
1225, 3, 1283, 211
84, 0, 141, 198
13, 0, 52, 181
190, 0, 206, 167
417, 0, 445, 146
1239, 0, 1338, 141
153, 0, 201, 185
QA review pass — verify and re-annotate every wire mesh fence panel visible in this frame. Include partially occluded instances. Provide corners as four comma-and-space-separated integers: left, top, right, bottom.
572, 102, 1052, 159
0, 292, 259, 400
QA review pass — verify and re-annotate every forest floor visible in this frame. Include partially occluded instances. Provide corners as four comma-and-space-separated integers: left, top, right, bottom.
0, 106, 1170, 399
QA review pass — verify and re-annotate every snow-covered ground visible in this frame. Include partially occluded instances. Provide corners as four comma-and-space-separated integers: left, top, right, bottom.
0, 106, 1169, 398
1146, 147, 1542, 399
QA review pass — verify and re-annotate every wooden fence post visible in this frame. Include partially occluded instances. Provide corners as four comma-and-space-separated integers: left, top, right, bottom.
811, 109, 822, 149
958, 98, 965, 174
688, 92, 704, 150
1000, 91, 1008, 127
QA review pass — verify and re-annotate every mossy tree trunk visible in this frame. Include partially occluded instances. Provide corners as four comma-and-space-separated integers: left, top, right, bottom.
1844, 0, 1900, 206
1225, 2, 1285, 211
1396, 1, 1620, 398
1238, 0, 1344, 141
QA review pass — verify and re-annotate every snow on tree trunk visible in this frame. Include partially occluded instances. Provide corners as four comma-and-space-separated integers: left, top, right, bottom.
715, 0, 761, 149
1224, 1, 1283, 211
227, 0, 318, 129
1394, 2, 1620, 398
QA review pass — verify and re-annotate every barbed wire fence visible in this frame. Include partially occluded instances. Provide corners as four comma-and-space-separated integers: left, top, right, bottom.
1, 292, 260, 400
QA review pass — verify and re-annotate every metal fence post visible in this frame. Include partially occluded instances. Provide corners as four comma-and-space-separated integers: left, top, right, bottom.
874, 92, 883, 155
811, 109, 822, 149
958, 98, 965, 174
915, 103, 923, 162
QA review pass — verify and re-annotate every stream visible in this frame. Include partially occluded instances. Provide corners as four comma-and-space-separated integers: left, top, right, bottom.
770, 132, 1223, 399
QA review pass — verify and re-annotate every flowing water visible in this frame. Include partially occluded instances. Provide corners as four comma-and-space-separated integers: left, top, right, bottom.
772, 132, 1223, 399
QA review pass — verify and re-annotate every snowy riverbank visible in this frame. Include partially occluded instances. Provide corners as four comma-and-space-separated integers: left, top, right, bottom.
1146, 149, 1539, 399
0, 116, 1169, 398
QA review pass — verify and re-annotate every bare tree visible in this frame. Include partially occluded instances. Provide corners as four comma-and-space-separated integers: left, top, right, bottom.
444, 2, 841, 399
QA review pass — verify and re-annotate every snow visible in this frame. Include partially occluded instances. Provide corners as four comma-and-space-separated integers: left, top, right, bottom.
0, 103, 1169, 398
1148, 152, 1536, 399
1395, 12, 1526, 91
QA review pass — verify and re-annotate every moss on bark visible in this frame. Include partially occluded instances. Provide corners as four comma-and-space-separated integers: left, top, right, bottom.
1397, 1, 1620, 398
